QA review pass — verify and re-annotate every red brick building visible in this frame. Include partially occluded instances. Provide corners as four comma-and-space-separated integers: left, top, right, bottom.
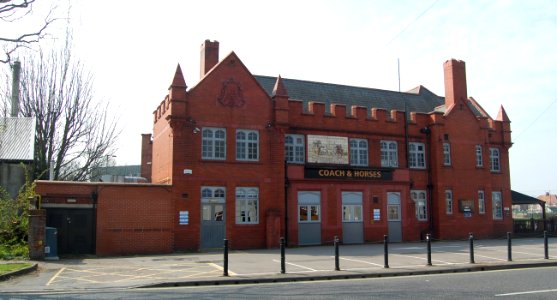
142, 40, 513, 250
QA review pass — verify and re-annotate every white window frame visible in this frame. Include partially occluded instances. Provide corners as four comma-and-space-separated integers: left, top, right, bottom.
475, 145, 483, 167
342, 204, 363, 222
380, 140, 398, 168
298, 205, 320, 223
350, 138, 368, 166
236, 129, 259, 161
478, 190, 485, 214
235, 187, 259, 224
445, 190, 453, 214
285, 134, 305, 163
411, 190, 427, 221
409, 142, 426, 169
202, 128, 226, 160
492, 191, 503, 220
490, 148, 501, 172
443, 143, 451, 166
201, 186, 226, 221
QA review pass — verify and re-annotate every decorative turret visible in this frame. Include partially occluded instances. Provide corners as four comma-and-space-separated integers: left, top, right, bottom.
169, 64, 187, 101
272, 75, 289, 126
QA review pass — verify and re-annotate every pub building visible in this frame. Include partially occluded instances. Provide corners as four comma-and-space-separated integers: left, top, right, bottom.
143, 40, 512, 250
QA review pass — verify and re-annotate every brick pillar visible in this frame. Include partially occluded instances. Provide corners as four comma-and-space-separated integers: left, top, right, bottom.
28, 209, 46, 260
266, 210, 281, 248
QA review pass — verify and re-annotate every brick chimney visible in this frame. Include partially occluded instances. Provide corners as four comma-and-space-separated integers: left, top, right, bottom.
140, 133, 152, 182
200, 40, 219, 79
443, 59, 467, 108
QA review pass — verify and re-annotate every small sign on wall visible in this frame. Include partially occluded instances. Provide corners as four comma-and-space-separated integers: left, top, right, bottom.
179, 211, 189, 225
373, 209, 381, 221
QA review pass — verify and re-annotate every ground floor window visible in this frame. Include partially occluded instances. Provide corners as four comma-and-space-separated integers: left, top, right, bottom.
342, 205, 363, 222
235, 187, 259, 224
478, 190, 485, 214
299, 205, 320, 222
492, 191, 503, 220
411, 190, 427, 221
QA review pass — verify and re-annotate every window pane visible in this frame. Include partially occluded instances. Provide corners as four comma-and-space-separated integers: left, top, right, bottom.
310, 206, 320, 221
299, 206, 308, 221
202, 205, 211, 221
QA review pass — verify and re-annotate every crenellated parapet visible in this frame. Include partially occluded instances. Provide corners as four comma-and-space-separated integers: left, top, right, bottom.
285, 99, 435, 135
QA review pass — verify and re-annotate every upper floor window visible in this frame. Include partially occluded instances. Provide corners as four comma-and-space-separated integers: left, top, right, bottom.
350, 138, 368, 166
492, 191, 503, 220
236, 130, 259, 161
409, 142, 426, 169
285, 134, 305, 163
445, 190, 453, 214
443, 143, 451, 166
490, 148, 501, 172
475, 145, 483, 167
236, 187, 259, 224
202, 128, 226, 160
411, 190, 427, 221
380, 140, 398, 168
478, 190, 485, 214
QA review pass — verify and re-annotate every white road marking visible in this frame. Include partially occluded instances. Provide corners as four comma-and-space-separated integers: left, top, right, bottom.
495, 288, 557, 297
272, 259, 317, 271
338, 257, 384, 267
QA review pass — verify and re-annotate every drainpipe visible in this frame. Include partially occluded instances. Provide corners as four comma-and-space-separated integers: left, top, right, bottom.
284, 160, 289, 246
420, 126, 434, 237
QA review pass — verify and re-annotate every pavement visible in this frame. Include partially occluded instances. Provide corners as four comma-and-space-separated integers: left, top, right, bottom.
1, 237, 556, 293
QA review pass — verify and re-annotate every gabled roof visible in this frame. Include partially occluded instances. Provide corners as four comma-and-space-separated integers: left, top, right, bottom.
0, 117, 35, 161
254, 76, 444, 114
511, 190, 544, 206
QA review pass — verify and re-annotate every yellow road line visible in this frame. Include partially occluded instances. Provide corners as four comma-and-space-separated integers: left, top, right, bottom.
46, 267, 66, 286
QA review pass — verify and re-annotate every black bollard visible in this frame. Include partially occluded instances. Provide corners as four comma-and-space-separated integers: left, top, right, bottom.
469, 233, 475, 264
280, 237, 286, 274
426, 233, 432, 266
334, 236, 340, 271
544, 231, 549, 259
223, 239, 229, 277
507, 232, 512, 262
384, 235, 389, 268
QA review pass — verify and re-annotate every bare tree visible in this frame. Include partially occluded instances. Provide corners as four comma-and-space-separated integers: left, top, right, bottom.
16, 32, 120, 181
0, 0, 56, 63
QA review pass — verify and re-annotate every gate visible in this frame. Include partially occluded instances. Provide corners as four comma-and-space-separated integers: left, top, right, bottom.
46, 208, 95, 255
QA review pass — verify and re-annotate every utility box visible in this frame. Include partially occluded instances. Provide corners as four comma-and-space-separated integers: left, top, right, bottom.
44, 227, 59, 260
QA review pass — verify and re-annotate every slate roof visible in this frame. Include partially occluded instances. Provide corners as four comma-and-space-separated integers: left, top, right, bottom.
511, 190, 544, 206
254, 75, 445, 115
0, 117, 35, 161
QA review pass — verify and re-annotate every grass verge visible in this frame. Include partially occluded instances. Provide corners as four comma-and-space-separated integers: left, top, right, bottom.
0, 263, 32, 275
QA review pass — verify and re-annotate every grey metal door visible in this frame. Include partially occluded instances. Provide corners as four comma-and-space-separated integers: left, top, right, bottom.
298, 191, 321, 246
387, 192, 402, 242
342, 192, 364, 244
200, 187, 226, 249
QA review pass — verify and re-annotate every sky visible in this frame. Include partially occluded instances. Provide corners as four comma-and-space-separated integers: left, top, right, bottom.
10, 0, 557, 197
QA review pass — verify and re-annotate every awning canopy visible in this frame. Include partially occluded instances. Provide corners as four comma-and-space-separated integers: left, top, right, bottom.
511, 190, 544, 206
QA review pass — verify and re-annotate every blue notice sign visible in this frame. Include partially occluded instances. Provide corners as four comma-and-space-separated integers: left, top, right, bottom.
179, 211, 189, 225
